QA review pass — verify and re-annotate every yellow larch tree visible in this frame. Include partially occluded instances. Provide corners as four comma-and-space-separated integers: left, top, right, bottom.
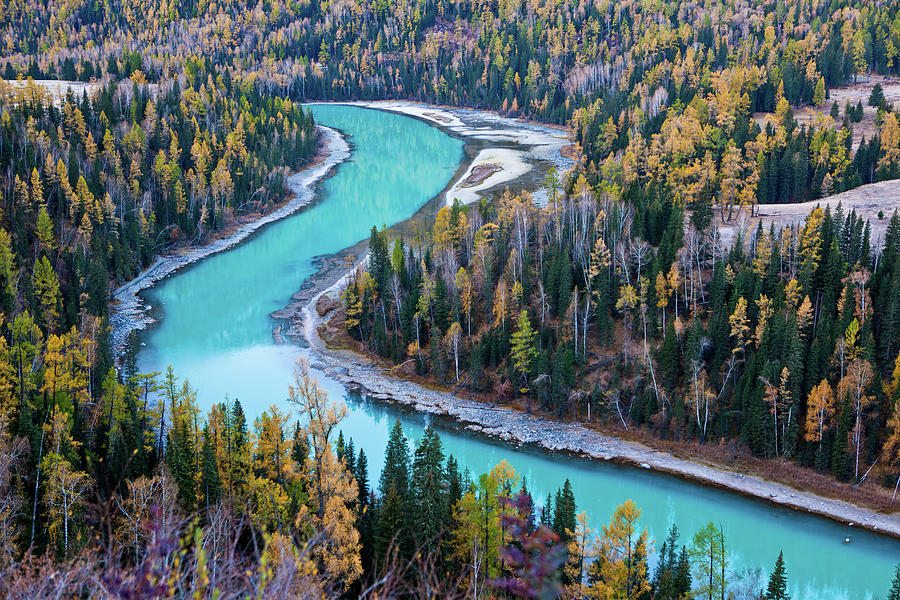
287, 359, 361, 591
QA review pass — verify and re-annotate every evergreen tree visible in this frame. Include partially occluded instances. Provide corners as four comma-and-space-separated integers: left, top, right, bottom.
446, 454, 462, 510
376, 419, 412, 560
411, 426, 447, 551
228, 399, 250, 497
356, 449, 369, 507
652, 525, 691, 599
199, 425, 221, 510
869, 83, 885, 107
552, 479, 576, 541
887, 562, 900, 600
540, 492, 553, 526
369, 225, 391, 295
765, 551, 790, 600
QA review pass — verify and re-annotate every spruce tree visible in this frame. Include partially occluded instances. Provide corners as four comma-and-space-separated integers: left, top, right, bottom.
552, 479, 576, 541
675, 545, 692, 597
540, 492, 553, 526
765, 551, 789, 600
887, 562, 900, 600
446, 454, 462, 509
356, 449, 369, 507
869, 83, 885, 107
291, 422, 308, 471
411, 427, 447, 550
658, 321, 680, 392
199, 425, 221, 510
228, 400, 250, 496
376, 419, 412, 560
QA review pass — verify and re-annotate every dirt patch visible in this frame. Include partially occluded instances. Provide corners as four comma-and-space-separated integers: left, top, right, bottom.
460, 163, 501, 187
316, 294, 342, 317
423, 110, 453, 123
754, 76, 900, 151
560, 143, 581, 162
715, 178, 900, 248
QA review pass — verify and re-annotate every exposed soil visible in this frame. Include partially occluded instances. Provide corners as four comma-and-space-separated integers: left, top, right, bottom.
754, 76, 900, 150
460, 163, 501, 187
715, 178, 900, 248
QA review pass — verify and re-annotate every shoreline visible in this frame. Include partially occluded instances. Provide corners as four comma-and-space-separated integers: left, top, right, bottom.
291, 273, 900, 541
109, 125, 350, 354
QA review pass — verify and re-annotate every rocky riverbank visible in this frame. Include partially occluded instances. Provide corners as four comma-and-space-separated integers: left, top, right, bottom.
289, 272, 900, 541
110, 126, 350, 354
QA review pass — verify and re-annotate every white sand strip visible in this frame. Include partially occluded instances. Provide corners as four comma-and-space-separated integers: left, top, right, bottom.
444, 148, 531, 206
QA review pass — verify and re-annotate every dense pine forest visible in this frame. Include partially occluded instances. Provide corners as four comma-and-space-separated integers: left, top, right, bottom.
0, 0, 898, 597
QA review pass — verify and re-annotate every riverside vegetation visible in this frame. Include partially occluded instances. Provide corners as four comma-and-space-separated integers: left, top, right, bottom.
0, 0, 899, 597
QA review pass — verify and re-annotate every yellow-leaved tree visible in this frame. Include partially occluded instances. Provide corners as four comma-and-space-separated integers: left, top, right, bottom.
288, 359, 361, 592
453, 460, 519, 596
587, 499, 651, 599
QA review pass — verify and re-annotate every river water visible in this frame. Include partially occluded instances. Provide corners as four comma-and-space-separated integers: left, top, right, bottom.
138, 104, 899, 599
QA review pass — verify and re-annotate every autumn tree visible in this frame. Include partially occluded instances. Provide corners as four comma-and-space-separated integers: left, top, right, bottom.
587, 499, 651, 599
287, 359, 361, 590
42, 407, 89, 557
510, 310, 537, 393
453, 460, 519, 593
690, 522, 728, 600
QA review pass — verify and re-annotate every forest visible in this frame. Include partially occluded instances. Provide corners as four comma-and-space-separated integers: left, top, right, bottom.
3, 354, 848, 599
0, 0, 897, 597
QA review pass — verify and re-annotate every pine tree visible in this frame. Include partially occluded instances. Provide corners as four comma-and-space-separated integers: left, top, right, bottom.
355, 448, 369, 507
588, 500, 651, 599
411, 426, 447, 551
510, 310, 537, 393
286, 359, 361, 589
199, 425, 221, 510
165, 375, 199, 512
869, 83, 885, 107
228, 399, 250, 496
765, 551, 790, 600
552, 479, 576, 542
658, 321, 680, 392
887, 562, 900, 600
690, 522, 728, 600
653, 525, 691, 599
446, 454, 462, 509
377, 419, 412, 560
32, 256, 61, 331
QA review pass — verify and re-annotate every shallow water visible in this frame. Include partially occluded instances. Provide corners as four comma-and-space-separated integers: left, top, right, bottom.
139, 105, 899, 599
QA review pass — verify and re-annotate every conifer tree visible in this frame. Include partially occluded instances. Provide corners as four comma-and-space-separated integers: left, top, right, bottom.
376, 419, 412, 560
510, 310, 537, 393
552, 479, 576, 542
690, 522, 728, 600
887, 562, 900, 600
765, 550, 790, 600
411, 426, 447, 551
199, 425, 221, 510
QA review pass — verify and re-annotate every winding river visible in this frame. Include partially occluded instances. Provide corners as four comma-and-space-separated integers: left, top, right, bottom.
137, 104, 899, 599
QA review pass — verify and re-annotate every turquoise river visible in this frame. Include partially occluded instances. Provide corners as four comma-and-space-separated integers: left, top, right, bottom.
137, 104, 900, 599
